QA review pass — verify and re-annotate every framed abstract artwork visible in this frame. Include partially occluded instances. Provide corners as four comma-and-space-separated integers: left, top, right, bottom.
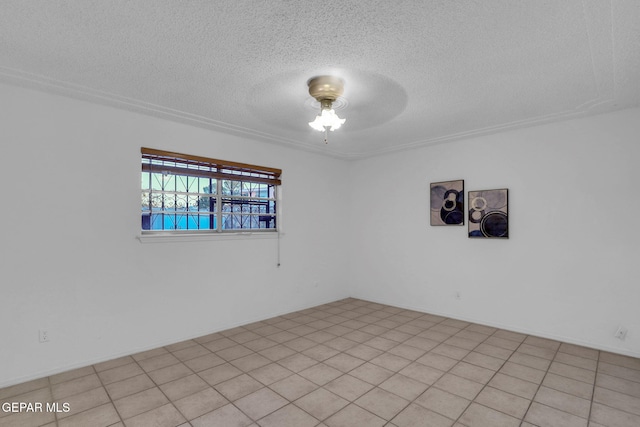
468, 188, 508, 238
430, 180, 464, 225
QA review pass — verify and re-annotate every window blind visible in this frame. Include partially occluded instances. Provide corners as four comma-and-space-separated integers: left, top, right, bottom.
141, 147, 281, 186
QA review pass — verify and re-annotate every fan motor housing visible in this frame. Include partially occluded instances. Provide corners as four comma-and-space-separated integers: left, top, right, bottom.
308, 76, 344, 102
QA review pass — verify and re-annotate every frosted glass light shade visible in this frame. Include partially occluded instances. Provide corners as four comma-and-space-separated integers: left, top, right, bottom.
308, 109, 346, 131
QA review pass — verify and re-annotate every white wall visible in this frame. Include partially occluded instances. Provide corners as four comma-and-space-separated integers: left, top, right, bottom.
349, 107, 640, 357
2, 82, 639, 388
0, 83, 351, 387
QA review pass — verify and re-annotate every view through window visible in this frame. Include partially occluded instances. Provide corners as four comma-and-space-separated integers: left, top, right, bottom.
141, 148, 280, 233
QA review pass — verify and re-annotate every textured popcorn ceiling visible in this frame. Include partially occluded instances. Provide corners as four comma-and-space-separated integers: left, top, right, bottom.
1, 1, 639, 158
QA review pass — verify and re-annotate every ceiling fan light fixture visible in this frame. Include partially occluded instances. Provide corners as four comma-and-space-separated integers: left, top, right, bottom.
307, 76, 346, 135
308, 108, 345, 131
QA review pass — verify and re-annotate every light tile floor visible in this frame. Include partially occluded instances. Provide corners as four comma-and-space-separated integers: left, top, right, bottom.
1, 298, 640, 427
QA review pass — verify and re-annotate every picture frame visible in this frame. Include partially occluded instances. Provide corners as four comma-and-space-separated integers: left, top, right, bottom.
430, 179, 465, 226
468, 188, 509, 238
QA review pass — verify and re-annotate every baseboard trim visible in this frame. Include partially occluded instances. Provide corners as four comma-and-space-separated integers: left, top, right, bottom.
351, 294, 640, 359
0, 293, 350, 389
3, 293, 637, 388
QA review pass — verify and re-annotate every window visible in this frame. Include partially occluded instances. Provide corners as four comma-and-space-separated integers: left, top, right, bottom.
141, 148, 280, 233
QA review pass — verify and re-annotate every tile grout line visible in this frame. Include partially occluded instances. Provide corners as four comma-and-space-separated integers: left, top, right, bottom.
448, 329, 520, 426
586, 357, 640, 419
282, 307, 394, 424
472, 335, 581, 425
47, 374, 58, 427
514, 337, 558, 426
586, 348, 600, 425
101, 359, 131, 427
88, 362, 125, 427
46, 364, 115, 426
265, 304, 445, 424
118, 351, 189, 425
315, 308, 538, 425
333, 304, 454, 425
185, 339, 261, 425
154, 345, 209, 426
191, 325, 322, 425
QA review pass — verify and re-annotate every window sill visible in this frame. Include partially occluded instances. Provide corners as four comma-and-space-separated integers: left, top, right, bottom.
137, 231, 280, 244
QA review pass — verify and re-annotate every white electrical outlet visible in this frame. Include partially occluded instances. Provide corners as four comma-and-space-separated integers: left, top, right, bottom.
39, 329, 50, 343
614, 326, 628, 341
